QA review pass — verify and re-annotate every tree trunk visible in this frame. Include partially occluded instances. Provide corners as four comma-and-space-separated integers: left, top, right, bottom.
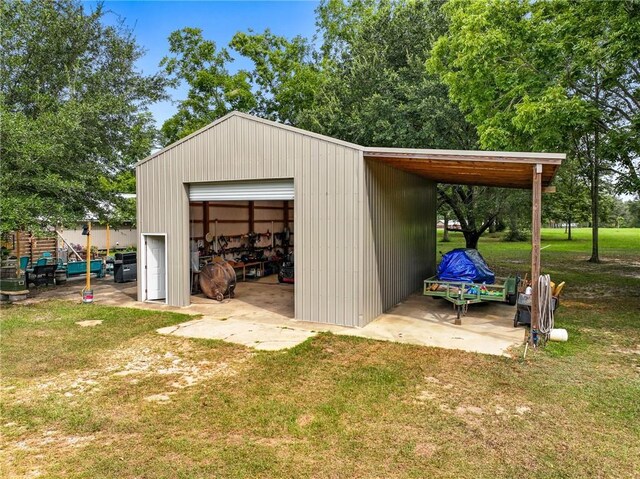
442, 213, 450, 242
588, 78, 601, 263
463, 231, 480, 249
568, 215, 572, 241
509, 214, 519, 238
589, 136, 600, 263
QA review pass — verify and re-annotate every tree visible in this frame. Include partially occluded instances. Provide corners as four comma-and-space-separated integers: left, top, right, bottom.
607, 197, 630, 228
1, 0, 166, 233
429, 0, 640, 262
161, 28, 320, 141
229, 30, 321, 125
501, 190, 533, 242
302, 0, 514, 249
160, 28, 256, 144
627, 197, 640, 227
303, 0, 477, 150
546, 158, 591, 240
437, 186, 505, 248
438, 202, 453, 242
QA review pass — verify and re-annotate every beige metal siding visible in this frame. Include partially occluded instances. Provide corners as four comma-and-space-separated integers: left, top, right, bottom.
136, 114, 362, 327
137, 112, 436, 327
360, 159, 437, 325
296, 138, 361, 326
136, 152, 190, 305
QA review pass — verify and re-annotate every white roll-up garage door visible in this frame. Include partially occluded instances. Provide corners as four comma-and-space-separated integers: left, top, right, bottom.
189, 179, 294, 201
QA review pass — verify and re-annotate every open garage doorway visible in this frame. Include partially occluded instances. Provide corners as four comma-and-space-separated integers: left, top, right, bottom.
188, 179, 294, 318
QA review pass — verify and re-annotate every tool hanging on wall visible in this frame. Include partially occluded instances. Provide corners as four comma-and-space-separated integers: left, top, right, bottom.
217, 235, 229, 257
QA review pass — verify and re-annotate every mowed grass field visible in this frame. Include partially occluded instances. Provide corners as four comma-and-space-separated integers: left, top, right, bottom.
1, 228, 639, 478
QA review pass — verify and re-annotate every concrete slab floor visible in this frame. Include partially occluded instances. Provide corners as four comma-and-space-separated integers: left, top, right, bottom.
22, 277, 525, 356
342, 293, 526, 356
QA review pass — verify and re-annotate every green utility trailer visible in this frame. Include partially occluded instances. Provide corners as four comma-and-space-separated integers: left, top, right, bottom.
423, 276, 519, 324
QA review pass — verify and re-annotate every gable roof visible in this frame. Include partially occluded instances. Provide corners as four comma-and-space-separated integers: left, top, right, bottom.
137, 111, 565, 188
136, 111, 362, 167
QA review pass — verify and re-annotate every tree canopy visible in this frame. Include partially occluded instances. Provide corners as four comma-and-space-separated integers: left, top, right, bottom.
160, 27, 320, 144
230, 29, 320, 125
301, 0, 476, 149
1, 0, 167, 233
429, 0, 640, 259
159, 28, 256, 144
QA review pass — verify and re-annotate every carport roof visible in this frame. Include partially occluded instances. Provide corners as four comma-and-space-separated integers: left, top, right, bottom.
363, 147, 564, 189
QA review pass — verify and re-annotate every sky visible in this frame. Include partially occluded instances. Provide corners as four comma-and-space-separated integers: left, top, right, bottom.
87, 1, 320, 128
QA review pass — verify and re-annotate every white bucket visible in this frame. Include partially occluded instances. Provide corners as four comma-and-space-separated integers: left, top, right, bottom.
82, 289, 94, 304
549, 328, 568, 342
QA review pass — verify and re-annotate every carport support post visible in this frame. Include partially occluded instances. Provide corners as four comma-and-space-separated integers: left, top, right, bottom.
530, 164, 542, 345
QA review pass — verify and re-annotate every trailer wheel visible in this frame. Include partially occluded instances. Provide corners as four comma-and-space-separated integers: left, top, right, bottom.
513, 311, 519, 327
508, 293, 517, 306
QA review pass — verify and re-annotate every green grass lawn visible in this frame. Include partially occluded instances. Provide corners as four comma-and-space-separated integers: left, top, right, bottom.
1, 228, 639, 478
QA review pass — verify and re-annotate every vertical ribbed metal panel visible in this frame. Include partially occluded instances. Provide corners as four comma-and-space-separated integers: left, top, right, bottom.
137, 148, 191, 305
359, 159, 436, 326
136, 114, 363, 326
294, 137, 360, 326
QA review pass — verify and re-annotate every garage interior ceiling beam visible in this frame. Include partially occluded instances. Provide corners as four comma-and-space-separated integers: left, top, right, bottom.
363, 148, 564, 189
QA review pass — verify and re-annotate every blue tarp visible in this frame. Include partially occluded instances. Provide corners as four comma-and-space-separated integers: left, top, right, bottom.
436, 248, 495, 284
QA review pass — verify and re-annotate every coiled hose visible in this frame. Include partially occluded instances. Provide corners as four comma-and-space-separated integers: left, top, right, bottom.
537, 274, 554, 336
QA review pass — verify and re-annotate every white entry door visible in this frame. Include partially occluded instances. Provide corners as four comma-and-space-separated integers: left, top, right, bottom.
145, 235, 166, 301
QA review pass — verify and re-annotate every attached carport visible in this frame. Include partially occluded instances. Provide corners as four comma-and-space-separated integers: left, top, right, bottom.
363, 147, 564, 335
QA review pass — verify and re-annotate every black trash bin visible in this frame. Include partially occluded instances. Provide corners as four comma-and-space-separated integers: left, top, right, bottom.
114, 252, 137, 283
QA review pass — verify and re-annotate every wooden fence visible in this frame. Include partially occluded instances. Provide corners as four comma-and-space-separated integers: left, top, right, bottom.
3, 231, 58, 264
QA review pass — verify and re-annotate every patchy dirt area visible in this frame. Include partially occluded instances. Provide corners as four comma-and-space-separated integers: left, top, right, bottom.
1, 335, 251, 477
75, 320, 103, 327
6, 336, 249, 405
412, 375, 534, 424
